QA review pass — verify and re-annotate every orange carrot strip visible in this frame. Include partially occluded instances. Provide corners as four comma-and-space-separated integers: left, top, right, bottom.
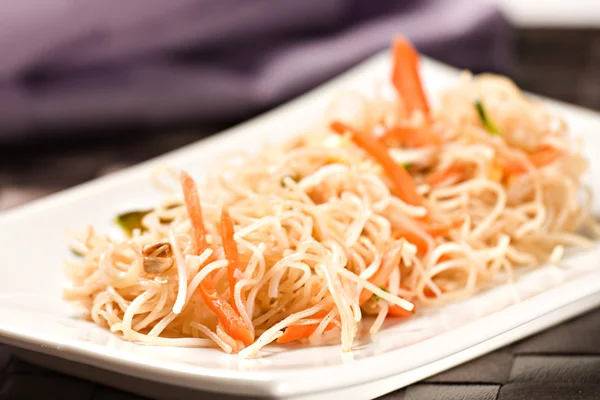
221, 206, 245, 314
330, 121, 423, 206
391, 37, 430, 116
427, 165, 465, 187
277, 325, 315, 344
498, 146, 562, 176
379, 125, 441, 148
358, 259, 395, 305
423, 218, 464, 237
180, 171, 254, 345
406, 284, 441, 299
529, 146, 562, 168
358, 291, 373, 305
391, 229, 431, 257
357, 247, 417, 305
388, 303, 416, 318
277, 313, 338, 344
180, 171, 208, 254
423, 286, 439, 299
400, 284, 441, 300
438, 254, 452, 263
392, 216, 462, 257
199, 288, 254, 346
496, 156, 527, 175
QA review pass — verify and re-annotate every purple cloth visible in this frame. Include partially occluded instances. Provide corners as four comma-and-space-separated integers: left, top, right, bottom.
0, 0, 512, 140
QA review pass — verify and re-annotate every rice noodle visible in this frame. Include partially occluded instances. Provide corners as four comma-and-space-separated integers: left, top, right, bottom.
169, 230, 187, 315
64, 60, 597, 358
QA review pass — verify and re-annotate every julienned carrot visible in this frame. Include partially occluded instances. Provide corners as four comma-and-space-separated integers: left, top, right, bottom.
330, 121, 423, 206
391, 37, 430, 116
221, 207, 245, 314
180, 171, 254, 346
277, 312, 338, 344
427, 165, 464, 188
277, 325, 316, 344
358, 254, 397, 305
392, 217, 462, 257
399, 284, 441, 300
423, 219, 464, 237
391, 229, 430, 257
497, 157, 526, 175
498, 146, 562, 175
274, 256, 416, 340
198, 282, 254, 345
423, 287, 440, 299
180, 171, 208, 254
379, 125, 441, 148
357, 249, 419, 315
388, 303, 416, 318
529, 146, 562, 167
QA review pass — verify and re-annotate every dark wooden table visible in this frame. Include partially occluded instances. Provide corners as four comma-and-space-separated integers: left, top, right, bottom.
1, 28, 600, 400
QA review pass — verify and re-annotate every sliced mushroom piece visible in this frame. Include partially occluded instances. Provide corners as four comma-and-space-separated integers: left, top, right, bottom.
142, 240, 174, 274
143, 256, 174, 274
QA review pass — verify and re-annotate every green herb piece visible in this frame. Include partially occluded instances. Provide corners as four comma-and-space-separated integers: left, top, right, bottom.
70, 248, 84, 257
402, 162, 410, 170
115, 209, 151, 237
374, 286, 389, 301
474, 99, 500, 135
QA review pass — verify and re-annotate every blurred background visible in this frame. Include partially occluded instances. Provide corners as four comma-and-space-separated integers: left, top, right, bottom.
0, 1, 600, 399
1, 0, 599, 212
0, 0, 596, 197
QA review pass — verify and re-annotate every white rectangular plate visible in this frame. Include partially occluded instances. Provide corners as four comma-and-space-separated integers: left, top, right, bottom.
2, 51, 600, 400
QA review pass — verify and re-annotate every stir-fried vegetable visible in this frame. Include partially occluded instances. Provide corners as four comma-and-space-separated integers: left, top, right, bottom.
115, 210, 151, 237
180, 172, 208, 254
221, 207, 246, 314
498, 146, 562, 175
427, 165, 465, 187
200, 283, 255, 346
529, 146, 562, 168
388, 303, 415, 318
330, 121, 423, 206
142, 241, 174, 274
379, 125, 441, 148
70, 248, 84, 257
474, 99, 500, 135
358, 250, 403, 304
422, 219, 464, 237
393, 219, 461, 256
392, 229, 431, 256
488, 164, 504, 182
180, 171, 254, 345
277, 312, 338, 344
391, 37, 430, 116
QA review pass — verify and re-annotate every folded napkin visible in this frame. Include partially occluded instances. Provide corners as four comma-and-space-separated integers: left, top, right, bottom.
0, 0, 512, 140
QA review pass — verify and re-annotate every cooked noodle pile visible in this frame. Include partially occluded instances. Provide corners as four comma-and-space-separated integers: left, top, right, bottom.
63, 38, 595, 357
